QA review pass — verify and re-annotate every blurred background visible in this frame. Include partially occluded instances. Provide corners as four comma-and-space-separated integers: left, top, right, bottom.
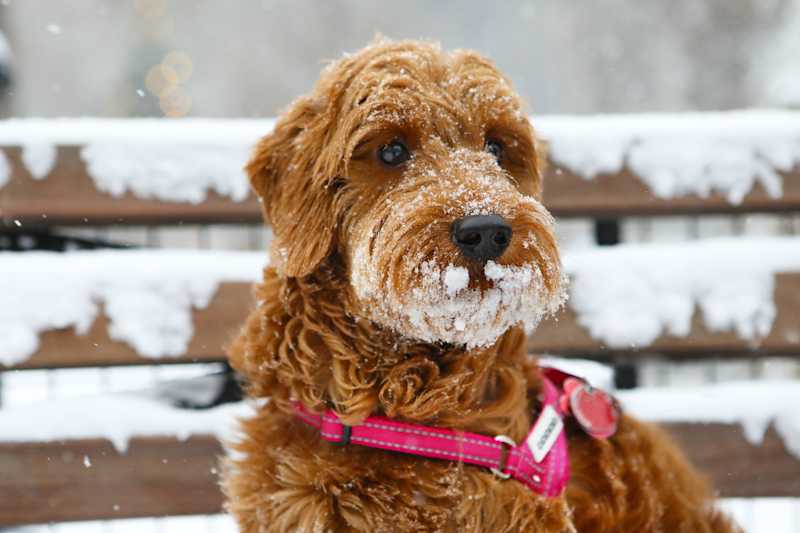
1, 0, 799, 119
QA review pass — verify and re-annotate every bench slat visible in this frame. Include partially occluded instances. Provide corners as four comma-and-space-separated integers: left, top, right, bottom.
544, 165, 800, 217
3, 147, 799, 226
0, 436, 223, 526
666, 423, 800, 499
0, 147, 262, 226
528, 272, 800, 359
0, 422, 796, 526
8, 283, 252, 370
6, 273, 799, 371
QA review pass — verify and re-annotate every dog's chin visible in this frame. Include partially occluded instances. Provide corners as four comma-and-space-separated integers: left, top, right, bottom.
353, 259, 566, 349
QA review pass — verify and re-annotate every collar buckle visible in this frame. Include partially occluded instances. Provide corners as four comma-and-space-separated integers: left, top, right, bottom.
490, 434, 516, 479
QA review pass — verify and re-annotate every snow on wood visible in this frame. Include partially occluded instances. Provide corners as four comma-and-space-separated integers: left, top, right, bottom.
1, 237, 798, 366
0, 250, 264, 366
620, 381, 800, 458
566, 237, 800, 349
0, 118, 271, 203
0, 391, 254, 452
536, 110, 800, 203
1, 379, 798, 461
0, 111, 798, 204
538, 356, 615, 391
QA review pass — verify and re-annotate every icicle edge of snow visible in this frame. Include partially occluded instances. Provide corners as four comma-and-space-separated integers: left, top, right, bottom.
1, 111, 799, 204
0, 250, 265, 366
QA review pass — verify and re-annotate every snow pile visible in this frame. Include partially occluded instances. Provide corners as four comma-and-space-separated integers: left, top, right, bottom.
82, 143, 252, 203
1, 380, 798, 460
620, 381, 800, 458
0, 391, 255, 452
563, 237, 800, 349
0, 118, 273, 202
536, 110, 800, 203
539, 356, 615, 391
0, 250, 264, 366
2, 111, 798, 204
20, 143, 57, 179
3, 237, 798, 366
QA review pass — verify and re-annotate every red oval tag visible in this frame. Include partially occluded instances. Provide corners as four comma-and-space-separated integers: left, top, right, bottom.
568, 382, 619, 439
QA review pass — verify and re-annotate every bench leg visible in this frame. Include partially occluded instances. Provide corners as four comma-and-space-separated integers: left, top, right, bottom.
594, 218, 621, 246
614, 362, 639, 389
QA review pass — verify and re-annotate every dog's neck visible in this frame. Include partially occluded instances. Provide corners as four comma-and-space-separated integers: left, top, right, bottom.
257, 264, 539, 443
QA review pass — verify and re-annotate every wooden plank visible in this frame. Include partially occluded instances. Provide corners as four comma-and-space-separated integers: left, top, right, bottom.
544, 164, 800, 217
0, 436, 224, 526
528, 272, 800, 360
666, 423, 800, 499
0, 422, 796, 525
0, 146, 262, 226
4, 272, 799, 371
6, 282, 253, 370
2, 146, 799, 226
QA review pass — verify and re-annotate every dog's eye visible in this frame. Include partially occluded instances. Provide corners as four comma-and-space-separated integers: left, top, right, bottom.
485, 138, 503, 163
377, 140, 410, 167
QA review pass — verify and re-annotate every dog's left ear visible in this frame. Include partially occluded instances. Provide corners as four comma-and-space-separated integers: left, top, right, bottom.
247, 96, 340, 277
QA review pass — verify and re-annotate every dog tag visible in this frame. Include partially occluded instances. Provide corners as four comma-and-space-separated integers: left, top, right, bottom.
566, 378, 619, 440
526, 404, 563, 463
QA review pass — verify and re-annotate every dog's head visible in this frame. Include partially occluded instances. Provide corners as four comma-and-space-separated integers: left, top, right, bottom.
249, 40, 564, 349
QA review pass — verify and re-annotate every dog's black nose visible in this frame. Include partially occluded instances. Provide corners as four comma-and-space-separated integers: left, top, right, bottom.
451, 214, 512, 262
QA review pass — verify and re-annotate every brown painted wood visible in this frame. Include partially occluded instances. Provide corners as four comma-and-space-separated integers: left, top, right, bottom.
544, 163, 800, 217
2, 147, 798, 226
4, 273, 799, 371
0, 436, 224, 526
7, 282, 254, 370
0, 423, 796, 525
666, 423, 800, 499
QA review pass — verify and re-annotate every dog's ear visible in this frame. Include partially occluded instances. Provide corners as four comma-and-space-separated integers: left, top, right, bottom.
247, 96, 339, 277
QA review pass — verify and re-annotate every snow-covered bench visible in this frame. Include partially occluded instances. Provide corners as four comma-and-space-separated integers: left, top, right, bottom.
1, 365, 798, 524
2, 239, 799, 369
1, 112, 799, 526
3, 240, 799, 371
1, 242, 798, 525
2, 112, 800, 227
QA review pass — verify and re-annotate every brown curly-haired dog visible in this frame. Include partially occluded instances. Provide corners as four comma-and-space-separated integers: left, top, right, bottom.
223, 39, 740, 532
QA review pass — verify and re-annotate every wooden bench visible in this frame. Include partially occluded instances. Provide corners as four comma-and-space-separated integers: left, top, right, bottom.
1, 115, 799, 526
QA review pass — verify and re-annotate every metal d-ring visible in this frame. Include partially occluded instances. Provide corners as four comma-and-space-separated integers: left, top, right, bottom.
490, 434, 516, 479
333, 425, 352, 446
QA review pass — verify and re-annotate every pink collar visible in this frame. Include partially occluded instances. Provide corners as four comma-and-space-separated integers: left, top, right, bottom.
294, 366, 618, 497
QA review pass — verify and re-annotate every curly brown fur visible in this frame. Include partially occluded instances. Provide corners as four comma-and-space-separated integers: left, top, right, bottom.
223, 39, 741, 532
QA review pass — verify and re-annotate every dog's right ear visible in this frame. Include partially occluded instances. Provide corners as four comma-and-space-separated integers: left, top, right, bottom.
246, 96, 337, 278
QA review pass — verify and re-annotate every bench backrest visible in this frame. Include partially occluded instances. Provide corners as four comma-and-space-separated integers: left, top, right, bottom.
1, 115, 798, 526
3, 114, 799, 370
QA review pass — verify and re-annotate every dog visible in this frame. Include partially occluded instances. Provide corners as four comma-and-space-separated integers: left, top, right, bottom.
223, 39, 740, 532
